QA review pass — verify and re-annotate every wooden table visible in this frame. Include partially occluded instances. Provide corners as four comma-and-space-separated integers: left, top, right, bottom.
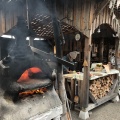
63, 69, 119, 110
63, 73, 83, 109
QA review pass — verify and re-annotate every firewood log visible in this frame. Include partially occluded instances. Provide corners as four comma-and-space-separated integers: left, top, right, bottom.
89, 75, 114, 100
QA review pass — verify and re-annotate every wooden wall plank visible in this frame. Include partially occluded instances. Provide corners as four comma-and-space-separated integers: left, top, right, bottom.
99, 11, 103, 25
64, 0, 68, 21
73, 0, 77, 28
89, 1, 95, 30
70, 39, 73, 51
96, 15, 99, 28
6, 10, 11, 32
57, 0, 119, 37
106, 7, 109, 23
67, 0, 74, 25
108, 7, 111, 24
103, 8, 106, 23
108, 13, 111, 25
105, 7, 107, 23
0, 11, 3, 35
93, 18, 97, 33
76, 0, 80, 30
83, 0, 91, 36
0, 3, 26, 35
80, 0, 84, 32
93, 0, 111, 21
1, 10, 6, 34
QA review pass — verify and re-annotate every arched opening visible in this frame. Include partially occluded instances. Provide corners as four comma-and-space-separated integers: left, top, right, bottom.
91, 23, 118, 65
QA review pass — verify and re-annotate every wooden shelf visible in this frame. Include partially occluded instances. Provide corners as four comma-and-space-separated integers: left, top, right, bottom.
87, 93, 117, 111
89, 74, 118, 103
64, 71, 119, 111
90, 69, 119, 81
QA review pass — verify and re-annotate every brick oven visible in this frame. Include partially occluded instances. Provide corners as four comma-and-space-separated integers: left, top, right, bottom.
0, 17, 62, 120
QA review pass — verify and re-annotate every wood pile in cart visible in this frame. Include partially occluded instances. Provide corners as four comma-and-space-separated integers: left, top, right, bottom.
89, 75, 113, 100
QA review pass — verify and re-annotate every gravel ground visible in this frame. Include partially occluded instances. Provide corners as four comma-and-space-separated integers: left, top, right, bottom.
71, 101, 120, 120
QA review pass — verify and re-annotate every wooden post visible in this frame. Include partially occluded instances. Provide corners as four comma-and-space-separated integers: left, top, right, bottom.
107, 42, 110, 63
99, 38, 104, 62
71, 79, 75, 110
115, 38, 119, 69
0, 39, 1, 60
50, 0, 67, 119
29, 37, 34, 46
26, 0, 29, 29
80, 37, 91, 109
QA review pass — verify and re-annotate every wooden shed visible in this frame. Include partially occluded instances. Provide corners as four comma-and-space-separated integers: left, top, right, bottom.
0, 0, 120, 120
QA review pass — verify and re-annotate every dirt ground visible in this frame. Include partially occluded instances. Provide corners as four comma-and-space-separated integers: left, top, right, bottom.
71, 101, 120, 120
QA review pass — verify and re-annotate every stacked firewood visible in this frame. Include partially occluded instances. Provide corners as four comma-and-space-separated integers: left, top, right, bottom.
89, 76, 113, 100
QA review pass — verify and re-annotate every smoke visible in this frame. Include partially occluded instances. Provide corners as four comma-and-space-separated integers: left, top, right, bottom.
0, 0, 56, 80
28, 0, 52, 18
3, 0, 25, 12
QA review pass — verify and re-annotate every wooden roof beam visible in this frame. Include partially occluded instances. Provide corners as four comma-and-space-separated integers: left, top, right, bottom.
93, 0, 111, 22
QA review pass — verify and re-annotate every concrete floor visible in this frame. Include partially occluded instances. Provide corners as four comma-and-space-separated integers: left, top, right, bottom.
71, 101, 120, 120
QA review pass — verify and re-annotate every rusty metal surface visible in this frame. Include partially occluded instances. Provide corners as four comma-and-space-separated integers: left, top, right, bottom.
0, 87, 62, 120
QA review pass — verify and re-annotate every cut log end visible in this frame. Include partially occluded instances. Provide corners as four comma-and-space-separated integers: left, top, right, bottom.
89, 76, 113, 100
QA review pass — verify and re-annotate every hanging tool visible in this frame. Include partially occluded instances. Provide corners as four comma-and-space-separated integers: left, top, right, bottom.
74, 79, 79, 103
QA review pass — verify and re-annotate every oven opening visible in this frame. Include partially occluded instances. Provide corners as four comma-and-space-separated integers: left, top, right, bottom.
17, 67, 48, 98
19, 87, 47, 98
17, 67, 42, 82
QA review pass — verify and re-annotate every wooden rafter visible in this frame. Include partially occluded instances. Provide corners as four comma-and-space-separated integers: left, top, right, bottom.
93, 0, 111, 22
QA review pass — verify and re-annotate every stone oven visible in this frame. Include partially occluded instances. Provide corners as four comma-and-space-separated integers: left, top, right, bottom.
0, 17, 62, 120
